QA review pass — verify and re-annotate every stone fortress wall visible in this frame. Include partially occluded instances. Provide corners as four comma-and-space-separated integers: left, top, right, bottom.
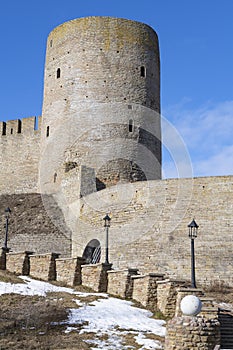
0, 116, 41, 194
72, 175, 233, 287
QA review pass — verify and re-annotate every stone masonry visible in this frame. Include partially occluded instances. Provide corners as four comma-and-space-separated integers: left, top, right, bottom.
165, 316, 220, 350
73, 175, 233, 287
40, 16, 161, 201
81, 263, 112, 292
156, 279, 188, 318
29, 253, 59, 281
0, 117, 41, 194
132, 273, 164, 310
0, 193, 72, 256
6, 251, 32, 275
56, 257, 85, 286
107, 268, 139, 298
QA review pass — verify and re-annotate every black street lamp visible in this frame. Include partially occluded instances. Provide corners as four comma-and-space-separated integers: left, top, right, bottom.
188, 219, 199, 288
103, 214, 111, 264
4, 207, 11, 250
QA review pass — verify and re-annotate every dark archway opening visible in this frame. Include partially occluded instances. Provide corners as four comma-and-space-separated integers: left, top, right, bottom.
82, 239, 101, 264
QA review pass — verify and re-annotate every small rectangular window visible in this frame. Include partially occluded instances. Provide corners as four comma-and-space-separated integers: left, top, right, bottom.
140, 66, 146, 77
2, 122, 6, 136
129, 119, 133, 133
34, 116, 38, 131
17, 120, 22, 133
46, 126, 50, 137
57, 68, 61, 79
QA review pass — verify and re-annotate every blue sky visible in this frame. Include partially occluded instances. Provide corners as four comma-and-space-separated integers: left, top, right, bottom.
0, 0, 233, 178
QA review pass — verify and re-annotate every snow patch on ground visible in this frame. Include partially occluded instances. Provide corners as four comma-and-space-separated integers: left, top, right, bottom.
0, 276, 107, 298
135, 333, 163, 349
0, 276, 166, 349
67, 297, 165, 349
68, 297, 165, 335
0, 276, 74, 297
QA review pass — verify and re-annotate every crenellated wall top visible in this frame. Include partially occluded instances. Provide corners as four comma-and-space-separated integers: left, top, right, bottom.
0, 116, 42, 137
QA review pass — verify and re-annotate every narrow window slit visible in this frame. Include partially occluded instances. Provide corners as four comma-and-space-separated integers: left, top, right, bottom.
2, 122, 6, 135
57, 68, 61, 79
140, 66, 146, 77
129, 119, 133, 133
17, 120, 22, 133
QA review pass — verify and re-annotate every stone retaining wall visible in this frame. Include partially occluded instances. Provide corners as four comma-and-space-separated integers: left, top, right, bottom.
156, 279, 187, 318
81, 263, 112, 292
29, 253, 59, 281
56, 257, 85, 286
6, 251, 32, 275
107, 268, 139, 298
132, 273, 164, 310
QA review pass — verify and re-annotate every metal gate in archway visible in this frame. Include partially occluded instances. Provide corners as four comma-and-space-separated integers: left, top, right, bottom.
82, 239, 101, 264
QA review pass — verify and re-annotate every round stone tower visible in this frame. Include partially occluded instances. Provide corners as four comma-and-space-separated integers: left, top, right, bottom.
40, 17, 161, 195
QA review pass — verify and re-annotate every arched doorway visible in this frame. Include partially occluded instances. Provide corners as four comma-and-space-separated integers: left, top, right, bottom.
82, 239, 101, 264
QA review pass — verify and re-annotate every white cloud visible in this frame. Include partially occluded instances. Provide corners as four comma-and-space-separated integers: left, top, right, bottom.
161, 114, 193, 179
162, 100, 233, 177
193, 144, 233, 177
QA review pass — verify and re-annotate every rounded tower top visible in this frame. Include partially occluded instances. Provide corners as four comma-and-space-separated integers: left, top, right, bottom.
47, 16, 158, 51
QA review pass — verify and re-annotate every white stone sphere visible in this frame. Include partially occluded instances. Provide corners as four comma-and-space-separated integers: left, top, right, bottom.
180, 295, 202, 316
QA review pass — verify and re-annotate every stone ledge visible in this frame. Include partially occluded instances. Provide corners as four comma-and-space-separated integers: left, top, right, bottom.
30, 252, 60, 258
132, 273, 164, 280
157, 278, 187, 285
108, 268, 129, 274
7, 251, 34, 255
177, 287, 203, 292
81, 262, 102, 268
56, 257, 78, 261
131, 274, 147, 280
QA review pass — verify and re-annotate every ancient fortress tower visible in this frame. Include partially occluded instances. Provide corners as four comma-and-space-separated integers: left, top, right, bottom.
0, 17, 233, 286
40, 17, 161, 196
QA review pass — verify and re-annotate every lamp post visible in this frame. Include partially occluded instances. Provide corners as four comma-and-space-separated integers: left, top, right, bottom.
188, 219, 199, 288
4, 207, 11, 250
103, 214, 111, 264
